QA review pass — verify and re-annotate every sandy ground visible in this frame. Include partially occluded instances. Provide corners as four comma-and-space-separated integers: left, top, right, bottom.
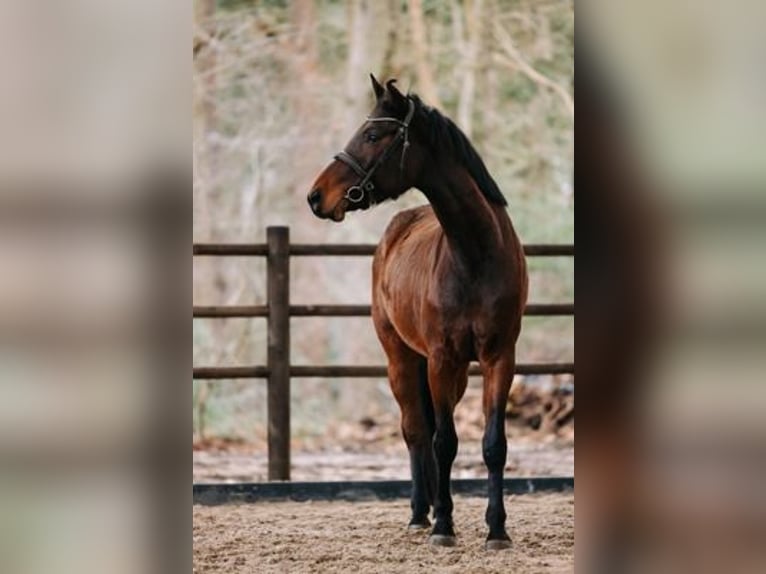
193, 493, 574, 573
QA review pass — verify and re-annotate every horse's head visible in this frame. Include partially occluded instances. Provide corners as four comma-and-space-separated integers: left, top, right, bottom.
308, 75, 424, 221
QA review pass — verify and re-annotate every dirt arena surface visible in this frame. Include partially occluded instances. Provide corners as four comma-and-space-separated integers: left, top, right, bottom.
193, 493, 574, 573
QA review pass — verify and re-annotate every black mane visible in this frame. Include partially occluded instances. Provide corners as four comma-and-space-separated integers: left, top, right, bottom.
410, 94, 507, 207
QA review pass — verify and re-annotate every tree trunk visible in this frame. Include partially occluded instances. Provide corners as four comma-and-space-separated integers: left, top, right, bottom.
475, 0, 495, 148
380, 0, 402, 79
193, 0, 217, 442
346, 0, 372, 130
291, 0, 319, 119
291, 0, 319, 78
407, 0, 442, 108
194, 0, 217, 225
289, 0, 322, 199
456, 0, 484, 138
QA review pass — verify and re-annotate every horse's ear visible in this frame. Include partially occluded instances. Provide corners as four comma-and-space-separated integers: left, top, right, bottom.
385, 79, 407, 111
370, 74, 385, 101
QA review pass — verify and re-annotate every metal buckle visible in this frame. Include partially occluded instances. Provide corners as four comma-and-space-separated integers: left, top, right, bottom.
345, 186, 365, 203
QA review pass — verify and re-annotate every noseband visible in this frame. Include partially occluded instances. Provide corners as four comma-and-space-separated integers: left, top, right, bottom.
334, 98, 415, 206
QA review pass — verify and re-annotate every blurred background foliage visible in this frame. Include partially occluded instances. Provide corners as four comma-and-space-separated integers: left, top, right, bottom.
193, 0, 573, 443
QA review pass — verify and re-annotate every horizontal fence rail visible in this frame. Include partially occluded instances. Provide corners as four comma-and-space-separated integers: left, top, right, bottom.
193, 227, 574, 480
193, 302, 574, 318
193, 362, 576, 380
193, 242, 575, 257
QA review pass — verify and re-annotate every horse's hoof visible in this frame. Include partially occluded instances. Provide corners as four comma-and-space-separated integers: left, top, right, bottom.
485, 538, 513, 551
429, 534, 457, 547
407, 522, 430, 531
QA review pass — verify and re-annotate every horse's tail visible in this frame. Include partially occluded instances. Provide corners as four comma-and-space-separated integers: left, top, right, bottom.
417, 357, 437, 505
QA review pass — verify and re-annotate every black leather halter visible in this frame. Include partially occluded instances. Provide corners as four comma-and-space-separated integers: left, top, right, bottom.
334, 98, 416, 206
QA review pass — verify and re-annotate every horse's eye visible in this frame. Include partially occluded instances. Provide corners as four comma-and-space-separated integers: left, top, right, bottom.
365, 131, 379, 143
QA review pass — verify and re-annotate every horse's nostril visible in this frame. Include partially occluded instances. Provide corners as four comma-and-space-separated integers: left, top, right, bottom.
308, 188, 321, 208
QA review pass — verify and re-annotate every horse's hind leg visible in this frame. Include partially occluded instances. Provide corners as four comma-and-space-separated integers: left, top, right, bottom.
480, 355, 516, 550
383, 338, 436, 529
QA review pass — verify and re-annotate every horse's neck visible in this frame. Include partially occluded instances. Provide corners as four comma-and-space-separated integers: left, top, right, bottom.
419, 166, 507, 269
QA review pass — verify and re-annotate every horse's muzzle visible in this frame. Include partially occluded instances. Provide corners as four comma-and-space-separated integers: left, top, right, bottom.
307, 188, 322, 214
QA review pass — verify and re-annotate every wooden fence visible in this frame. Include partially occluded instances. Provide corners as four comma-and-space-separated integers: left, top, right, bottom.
193, 226, 574, 480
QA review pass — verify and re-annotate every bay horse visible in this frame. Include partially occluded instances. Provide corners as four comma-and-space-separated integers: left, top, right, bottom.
307, 75, 527, 550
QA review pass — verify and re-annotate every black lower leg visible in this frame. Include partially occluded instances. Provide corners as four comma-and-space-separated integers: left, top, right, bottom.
408, 358, 436, 527
408, 446, 431, 526
483, 409, 510, 542
431, 416, 458, 537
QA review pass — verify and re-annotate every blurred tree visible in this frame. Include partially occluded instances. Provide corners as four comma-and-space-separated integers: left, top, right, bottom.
193, 0, 218, 442
495, 15, 574, 120
291, 0, 319, 82
407, 0, 442, 108
474, 0, 497, 148
194, 0, 218, 208
290, 0, 321, 197
380, 0, 403, 79
346, 0, 373, 130
453, 0, 484, 137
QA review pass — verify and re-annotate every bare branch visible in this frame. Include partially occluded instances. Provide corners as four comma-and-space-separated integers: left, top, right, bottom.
494, 21, 574, 120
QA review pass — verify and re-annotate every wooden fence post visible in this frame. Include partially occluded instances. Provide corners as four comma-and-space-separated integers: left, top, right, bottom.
267, 226, 290, 480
